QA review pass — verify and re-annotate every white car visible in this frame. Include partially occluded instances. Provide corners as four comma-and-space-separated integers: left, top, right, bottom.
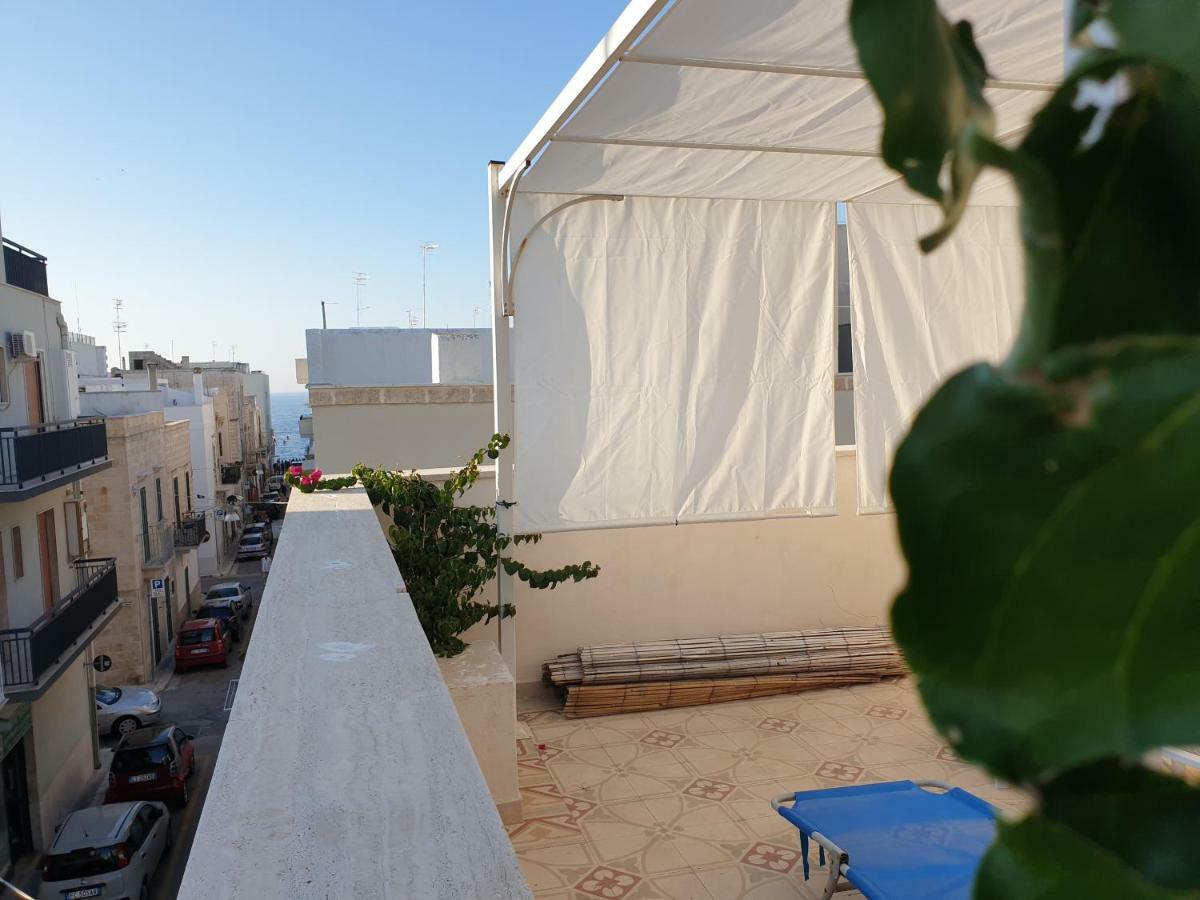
39, 801, 170, 900
203, 582, 254, 619
96, 686, 162, 738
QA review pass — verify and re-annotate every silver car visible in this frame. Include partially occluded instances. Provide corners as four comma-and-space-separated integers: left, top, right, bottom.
203, 581, 254, 619
236, 532, 268, 561
96, 686, 162, 738
39, 801, 170, 900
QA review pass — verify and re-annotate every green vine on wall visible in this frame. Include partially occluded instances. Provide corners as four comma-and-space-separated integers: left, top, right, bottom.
851, 1, 1200, 896
354, 434, 600, 657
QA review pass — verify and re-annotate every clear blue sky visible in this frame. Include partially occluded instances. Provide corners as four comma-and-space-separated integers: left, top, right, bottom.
0, 1, 626, 390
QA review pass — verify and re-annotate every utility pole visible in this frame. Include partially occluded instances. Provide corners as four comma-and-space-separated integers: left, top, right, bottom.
112, 299, 127, 369
419, 242, 438, 327
352, 272, 369, 326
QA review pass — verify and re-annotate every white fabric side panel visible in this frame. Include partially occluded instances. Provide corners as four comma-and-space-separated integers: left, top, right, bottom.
847, 203, 1023, 514
511, 194, 837, 533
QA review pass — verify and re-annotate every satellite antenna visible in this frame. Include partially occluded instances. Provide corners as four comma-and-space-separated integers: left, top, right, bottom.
112, 299, 128, 368
352, 272, 369, 326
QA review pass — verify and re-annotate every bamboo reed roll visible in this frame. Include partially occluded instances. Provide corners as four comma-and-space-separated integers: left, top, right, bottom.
561, 672, 891, 718
543, 626, 903, 689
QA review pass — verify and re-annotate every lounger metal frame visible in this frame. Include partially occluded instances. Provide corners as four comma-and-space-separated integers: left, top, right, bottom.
771, 780, 953, 900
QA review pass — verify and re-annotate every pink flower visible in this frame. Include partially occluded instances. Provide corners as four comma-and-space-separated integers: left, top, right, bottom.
311, 468, 323, 481
289, 464, 302, 476
300, 475, 314, 487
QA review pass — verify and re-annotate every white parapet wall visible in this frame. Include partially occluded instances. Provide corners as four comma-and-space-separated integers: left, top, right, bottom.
177, 486, 530, 900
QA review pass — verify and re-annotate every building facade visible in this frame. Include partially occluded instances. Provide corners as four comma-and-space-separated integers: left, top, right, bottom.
77, 411, 201, 685
0, 226, 119, 870
298, 328, 494, 473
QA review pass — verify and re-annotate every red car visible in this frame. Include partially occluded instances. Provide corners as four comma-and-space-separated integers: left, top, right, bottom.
175, 617, 232, 670
104, 725, 196, 806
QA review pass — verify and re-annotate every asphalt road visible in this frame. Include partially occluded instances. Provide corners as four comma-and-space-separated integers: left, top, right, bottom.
133, 539, 275, 899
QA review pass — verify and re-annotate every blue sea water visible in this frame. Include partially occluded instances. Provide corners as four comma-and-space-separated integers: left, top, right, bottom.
271, 392, 311, 462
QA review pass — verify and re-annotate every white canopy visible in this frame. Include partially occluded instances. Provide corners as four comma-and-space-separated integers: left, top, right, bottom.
495, 0, 1061, 532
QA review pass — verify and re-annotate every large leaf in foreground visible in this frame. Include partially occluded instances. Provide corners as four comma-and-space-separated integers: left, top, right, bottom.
975, 761, 1200, 898
849, 0, 993, 248
891, 339, 1200, 780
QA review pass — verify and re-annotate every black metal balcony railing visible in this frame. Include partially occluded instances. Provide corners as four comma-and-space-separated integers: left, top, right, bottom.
0, 558, 118, 692
174, 512, 208, 548
143, 521, 175, 568
220, 463, 242, 485
3, 238, 49, 295
0, 419, 109, 497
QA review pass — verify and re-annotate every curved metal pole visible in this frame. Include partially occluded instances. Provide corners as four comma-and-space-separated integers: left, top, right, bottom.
504, 193, 625, 316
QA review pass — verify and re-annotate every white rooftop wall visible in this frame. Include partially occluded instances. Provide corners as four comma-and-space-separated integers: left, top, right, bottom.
304, 328, 492, 387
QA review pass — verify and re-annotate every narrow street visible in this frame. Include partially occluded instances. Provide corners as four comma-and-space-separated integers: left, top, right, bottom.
117, 522, 278, 900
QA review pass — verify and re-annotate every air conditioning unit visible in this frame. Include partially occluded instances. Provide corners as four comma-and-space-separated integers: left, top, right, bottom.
8, 330, 37, 359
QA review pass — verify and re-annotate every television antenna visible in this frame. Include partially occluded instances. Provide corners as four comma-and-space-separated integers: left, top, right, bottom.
112, 299, 128, 368
472, 305, 482, 328
419, 242, 438, 327
352, 272, 369, 326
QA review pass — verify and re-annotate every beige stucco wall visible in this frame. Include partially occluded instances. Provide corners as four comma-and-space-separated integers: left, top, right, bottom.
310, 388, 494, 474
0, 490, 81, 630
83, 413, 199, 683
459, 452, 906, 685
28, 660, 94, 847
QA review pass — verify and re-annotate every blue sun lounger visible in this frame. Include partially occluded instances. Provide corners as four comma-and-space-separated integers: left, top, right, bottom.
771, 780, 997, 900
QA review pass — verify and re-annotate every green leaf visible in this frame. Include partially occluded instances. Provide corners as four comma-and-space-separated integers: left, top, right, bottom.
976, 762, 1200, 898
850, 0, 994, 248
1014, 60, 1200, 357
891, 339, 1200, 779
1072, 1, 1200, 87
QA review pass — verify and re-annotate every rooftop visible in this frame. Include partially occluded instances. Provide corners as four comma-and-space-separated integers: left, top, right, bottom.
510, 681, 1027, 899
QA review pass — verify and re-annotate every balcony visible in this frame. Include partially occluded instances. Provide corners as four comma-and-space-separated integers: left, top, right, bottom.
0, 558, 119, 700
0, 418, 112, 501
2, 238, 49, 295
174, 512, 208, 548
142, 521, 175, 568
220, 463, 242, 485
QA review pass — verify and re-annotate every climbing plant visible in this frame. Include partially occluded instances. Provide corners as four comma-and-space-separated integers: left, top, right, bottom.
354, 434, 599, 657
851, 1, 1200, 896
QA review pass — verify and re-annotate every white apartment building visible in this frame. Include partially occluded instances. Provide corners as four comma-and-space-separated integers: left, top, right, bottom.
297, 327, 494, 473
0, 225, 119, 871
79, 368, 231, 576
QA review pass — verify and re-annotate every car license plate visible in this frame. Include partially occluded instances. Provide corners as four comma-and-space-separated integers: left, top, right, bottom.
67, 887, 102, 898
191, 648, 208, 655
129, 773, 156, 783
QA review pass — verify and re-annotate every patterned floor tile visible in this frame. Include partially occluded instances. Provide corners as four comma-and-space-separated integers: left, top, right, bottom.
513, 680, 1001, 899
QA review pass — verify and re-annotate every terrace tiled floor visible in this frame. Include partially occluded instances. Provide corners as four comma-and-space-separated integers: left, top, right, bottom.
510, 678, 1029, 899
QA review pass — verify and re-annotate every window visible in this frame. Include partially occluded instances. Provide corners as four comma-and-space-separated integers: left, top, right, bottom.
180, 628, 216, 645
185, 472, 192, 512
184, 567, 190, 605
140, 487, 151, 562
155, 478, 164, 521
173, 477, 181, 526
11, 526, 22, 578
0, 348, 8, 403
218, 432, 223, 457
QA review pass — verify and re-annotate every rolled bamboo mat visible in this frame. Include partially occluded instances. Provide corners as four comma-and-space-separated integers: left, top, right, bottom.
544, 626, 903, 688
562, 672, 889, 718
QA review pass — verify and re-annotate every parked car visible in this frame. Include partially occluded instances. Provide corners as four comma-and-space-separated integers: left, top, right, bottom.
195, 604, 242, 643
237, 532, 269, 560
243, 522, 273, 549
104, 726, 196, 807
39, 801, 170, 900
174, 618, 232, 671
95, 686, 162, 739
203, 582, 253, 618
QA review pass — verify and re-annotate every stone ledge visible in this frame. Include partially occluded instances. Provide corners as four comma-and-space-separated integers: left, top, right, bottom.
308, 385, 494, 407
177, 487, 530, 900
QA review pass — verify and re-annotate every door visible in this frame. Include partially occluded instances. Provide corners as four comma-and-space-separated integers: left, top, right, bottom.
1, 741, 32, 865
148, 589, 161, 668
164, 577, 174, 642
36, 509, 59, 613
23, 361, 43, 427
